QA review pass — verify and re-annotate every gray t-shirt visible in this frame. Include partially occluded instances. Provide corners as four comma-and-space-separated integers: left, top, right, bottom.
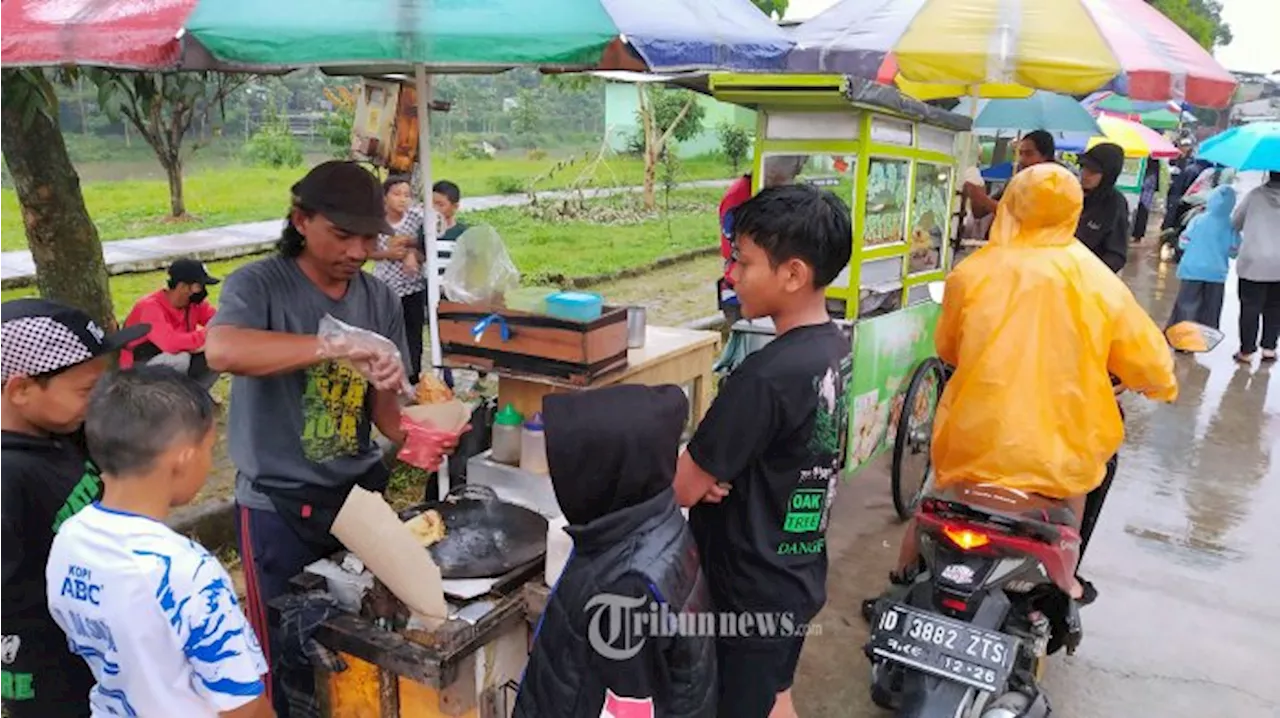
210, 256, 409, 512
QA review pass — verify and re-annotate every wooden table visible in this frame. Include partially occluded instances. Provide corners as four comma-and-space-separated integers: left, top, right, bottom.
494, 325, 721, 425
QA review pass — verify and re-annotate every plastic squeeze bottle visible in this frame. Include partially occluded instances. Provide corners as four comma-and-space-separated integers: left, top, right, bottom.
520, 412, 549, 475
490, 404, 524, 465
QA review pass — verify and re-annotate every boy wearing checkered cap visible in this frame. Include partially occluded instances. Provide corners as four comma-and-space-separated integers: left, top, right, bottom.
1, 298, 148, 717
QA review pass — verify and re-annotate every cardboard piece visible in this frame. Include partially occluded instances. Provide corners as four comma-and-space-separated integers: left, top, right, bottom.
330, 486, 448, 628
403, 400, 471, 432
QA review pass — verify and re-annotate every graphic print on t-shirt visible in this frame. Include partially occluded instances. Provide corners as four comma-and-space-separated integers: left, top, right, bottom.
300, 360, 370, 462
51, 461, 102, 532
777, 354, 852, 555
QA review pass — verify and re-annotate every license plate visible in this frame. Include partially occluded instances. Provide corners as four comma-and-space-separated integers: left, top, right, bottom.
868, 602, 1019, 693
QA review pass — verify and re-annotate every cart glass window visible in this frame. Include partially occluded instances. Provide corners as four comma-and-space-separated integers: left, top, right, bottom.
908, 163, 951, 275
864, 159, 910, 247
857, 256, 903, 320
761, 153, 855, 200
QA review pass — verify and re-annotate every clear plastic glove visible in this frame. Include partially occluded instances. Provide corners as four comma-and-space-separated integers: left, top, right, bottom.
963, 166, 985, 187
397, 419, 471, 471
316, 314, 414, 398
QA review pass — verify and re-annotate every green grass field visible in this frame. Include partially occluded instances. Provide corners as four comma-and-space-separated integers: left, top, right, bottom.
1, 188, 722, 312
1, 154, 734, 252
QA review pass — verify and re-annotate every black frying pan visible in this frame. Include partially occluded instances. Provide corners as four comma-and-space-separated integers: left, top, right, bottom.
399, 485, 549, 579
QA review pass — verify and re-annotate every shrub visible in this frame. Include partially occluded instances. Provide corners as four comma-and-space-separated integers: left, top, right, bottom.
527, 148, 548, 161
243, 117, 303, 168
717, 122, 752, 173
489, 175, 526, 195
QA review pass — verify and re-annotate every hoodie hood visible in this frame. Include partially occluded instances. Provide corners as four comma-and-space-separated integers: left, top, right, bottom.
1081, 143, 1125, 193
544, 384, 688, 526
1203, 185, 1237, 218
987, 164, 1083, 249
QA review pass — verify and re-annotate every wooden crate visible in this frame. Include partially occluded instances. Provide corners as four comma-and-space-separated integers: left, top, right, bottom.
437, 301, 629, 385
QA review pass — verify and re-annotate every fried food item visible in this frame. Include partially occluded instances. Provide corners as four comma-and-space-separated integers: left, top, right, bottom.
416, 374, 454, 405
404, 509, 447, 547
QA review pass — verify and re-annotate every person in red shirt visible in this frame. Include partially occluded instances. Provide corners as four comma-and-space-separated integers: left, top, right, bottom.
719, 156, 807, 321
121, 259, 221, 390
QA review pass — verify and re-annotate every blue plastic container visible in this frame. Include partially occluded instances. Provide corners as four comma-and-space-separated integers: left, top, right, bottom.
544, 291, 603, 322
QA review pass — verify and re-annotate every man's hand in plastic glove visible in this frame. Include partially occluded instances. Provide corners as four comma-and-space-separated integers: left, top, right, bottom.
398, 421, 472, 472
963, 166, 985, 187
318, 335, 408, 393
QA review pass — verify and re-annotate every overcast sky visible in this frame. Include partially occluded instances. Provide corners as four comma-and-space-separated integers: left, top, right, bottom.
784, 0, 1280, 76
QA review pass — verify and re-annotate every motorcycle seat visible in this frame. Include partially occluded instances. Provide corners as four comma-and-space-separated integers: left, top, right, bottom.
928, 484, 1077, 542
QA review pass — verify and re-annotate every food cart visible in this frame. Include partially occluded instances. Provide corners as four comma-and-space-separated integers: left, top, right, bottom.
701, 72, 971, 480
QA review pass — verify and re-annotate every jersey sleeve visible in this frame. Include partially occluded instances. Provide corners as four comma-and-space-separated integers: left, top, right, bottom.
209, 265, 269, 331
152, 542, 268, 711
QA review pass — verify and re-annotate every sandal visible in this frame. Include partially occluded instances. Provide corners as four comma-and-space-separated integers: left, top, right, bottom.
1262, 350, 1278, 363
1234, 352, 1255, 364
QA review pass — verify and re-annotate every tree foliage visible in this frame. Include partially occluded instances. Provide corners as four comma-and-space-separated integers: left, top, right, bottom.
717, 122, 752, 173
1148, 0, 1232, 50
750, 0, 789, 20
635, 86, 706, 209
87, 70, 248, 217
1, 70, 116, 329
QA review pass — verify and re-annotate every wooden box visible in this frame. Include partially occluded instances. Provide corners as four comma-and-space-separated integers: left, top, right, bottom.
437, 301, 629, 385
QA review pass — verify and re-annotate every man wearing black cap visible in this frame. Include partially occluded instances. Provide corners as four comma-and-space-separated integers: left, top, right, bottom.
120, 258, 221, 390
205, 161, 429, 716
1, 298, 150, 718
1075, 142, 1131, 273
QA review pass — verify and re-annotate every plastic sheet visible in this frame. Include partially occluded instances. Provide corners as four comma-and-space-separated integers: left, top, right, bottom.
441, 225, 520, 304
317, 314, 414, 399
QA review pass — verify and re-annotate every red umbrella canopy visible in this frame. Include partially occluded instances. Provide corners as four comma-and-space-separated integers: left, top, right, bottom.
1, 0, 203, 70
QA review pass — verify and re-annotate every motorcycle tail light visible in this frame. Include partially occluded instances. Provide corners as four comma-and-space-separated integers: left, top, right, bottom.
942, 524, 991, 550
940, 597, 967, 612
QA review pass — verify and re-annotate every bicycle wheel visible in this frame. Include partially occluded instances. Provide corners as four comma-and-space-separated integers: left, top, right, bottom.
891, 357, 945, 521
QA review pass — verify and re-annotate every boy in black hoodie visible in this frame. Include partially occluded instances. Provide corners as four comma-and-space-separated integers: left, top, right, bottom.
1075, 142, 1131, 273
514, 384, 715, 718
1, 299, 148, 717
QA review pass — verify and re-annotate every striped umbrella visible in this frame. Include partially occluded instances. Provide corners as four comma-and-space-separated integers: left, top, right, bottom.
0, 0, 793, 73
1058, 115, 1180, 159
787, 0, 1237, 109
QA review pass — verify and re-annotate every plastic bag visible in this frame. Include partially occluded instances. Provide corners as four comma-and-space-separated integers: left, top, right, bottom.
441, 225, 520, 304
317, 314, 415, 399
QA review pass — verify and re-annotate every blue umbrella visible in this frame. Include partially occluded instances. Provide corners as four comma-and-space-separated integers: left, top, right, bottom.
953, 92, 1101, 134
1196, 122, 1280, 172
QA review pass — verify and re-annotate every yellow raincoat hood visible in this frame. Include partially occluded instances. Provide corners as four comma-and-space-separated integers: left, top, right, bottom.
932, 164, 1177, 499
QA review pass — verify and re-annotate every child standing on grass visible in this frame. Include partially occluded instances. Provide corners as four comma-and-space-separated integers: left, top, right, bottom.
1168, 185, 1241, 331
2, 299, 149, 718
45, 366, 272, 718
673, 184, 853, 718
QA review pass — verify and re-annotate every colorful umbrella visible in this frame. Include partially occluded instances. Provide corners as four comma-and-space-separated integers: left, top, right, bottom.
953, 91, 1100, 134
1, 0, 793, 72
786, 0, 1237, 108
1138, 108, 1182, 131
1196, 122, 1280, 172
1059, 115, 1180, 159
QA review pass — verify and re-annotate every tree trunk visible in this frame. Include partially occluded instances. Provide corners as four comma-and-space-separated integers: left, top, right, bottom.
642, 146, 658, 210
1, 101, 116, 329
163, 154, 186, 217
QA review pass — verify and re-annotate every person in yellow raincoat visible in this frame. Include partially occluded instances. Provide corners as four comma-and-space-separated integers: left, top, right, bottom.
895, 164, 1178, 598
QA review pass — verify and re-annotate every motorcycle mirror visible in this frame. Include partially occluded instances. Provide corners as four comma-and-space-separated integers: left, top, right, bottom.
1165, 321, 1225, 353
927, 281, 945, 305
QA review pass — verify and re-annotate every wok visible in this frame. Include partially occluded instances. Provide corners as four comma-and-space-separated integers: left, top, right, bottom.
399, 485, 548, 579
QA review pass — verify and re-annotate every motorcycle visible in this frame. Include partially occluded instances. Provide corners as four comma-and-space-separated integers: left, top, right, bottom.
1158, 166, 1235, 263
864, 321, 1223, 718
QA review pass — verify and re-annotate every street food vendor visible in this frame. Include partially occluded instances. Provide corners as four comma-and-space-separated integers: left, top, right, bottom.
963, 130, 1056, 219
205, 160, 459, 717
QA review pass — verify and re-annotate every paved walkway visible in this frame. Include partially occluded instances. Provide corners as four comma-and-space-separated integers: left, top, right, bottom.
0, 179, 732, 283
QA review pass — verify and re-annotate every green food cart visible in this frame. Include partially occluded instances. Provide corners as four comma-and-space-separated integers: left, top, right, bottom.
699, 73, 971, 502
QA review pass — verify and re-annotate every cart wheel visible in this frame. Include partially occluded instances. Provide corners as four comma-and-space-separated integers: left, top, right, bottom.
891, 358, 945, 521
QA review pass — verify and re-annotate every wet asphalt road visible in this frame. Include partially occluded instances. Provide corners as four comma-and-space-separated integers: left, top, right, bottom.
792, 241, 1280, 717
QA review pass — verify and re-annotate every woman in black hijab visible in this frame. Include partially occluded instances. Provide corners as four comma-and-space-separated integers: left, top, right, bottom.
1075, 142, 1131, 273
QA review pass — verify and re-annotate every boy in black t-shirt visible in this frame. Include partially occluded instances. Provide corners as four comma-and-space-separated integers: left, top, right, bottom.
674, 184, 853, 718
1, 299, 149, 717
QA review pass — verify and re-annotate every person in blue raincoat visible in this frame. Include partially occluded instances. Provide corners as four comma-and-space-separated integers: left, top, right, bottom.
1167, 185, 1241, 332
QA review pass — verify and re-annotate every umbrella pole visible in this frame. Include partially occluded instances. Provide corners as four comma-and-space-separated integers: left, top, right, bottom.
416, 64, 448, 499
